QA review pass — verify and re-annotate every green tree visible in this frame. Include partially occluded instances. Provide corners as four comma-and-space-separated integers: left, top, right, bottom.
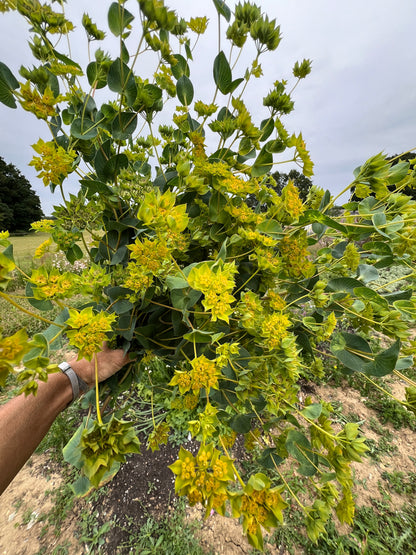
247, 169, 313, 210
0, 157, 44, 232
271, 169, 313, 201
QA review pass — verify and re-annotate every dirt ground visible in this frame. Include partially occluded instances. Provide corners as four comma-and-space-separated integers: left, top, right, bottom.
1, 377, 415, 555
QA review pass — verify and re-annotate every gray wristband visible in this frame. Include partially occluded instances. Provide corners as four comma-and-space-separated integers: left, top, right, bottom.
58, 362, 89, 404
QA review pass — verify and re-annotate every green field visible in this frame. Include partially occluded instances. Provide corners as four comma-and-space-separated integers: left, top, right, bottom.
9, 232, 50, 262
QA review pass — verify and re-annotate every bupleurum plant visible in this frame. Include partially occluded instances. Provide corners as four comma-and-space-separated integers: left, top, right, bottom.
1, 0, 416, 549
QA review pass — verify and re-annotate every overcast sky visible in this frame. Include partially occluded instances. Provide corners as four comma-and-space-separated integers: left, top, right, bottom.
0, 0, 415, 215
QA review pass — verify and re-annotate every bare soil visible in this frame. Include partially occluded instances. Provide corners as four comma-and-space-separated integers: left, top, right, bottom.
1, 377, 415, 554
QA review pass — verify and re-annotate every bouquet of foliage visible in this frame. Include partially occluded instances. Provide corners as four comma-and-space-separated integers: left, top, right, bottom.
1, 0, 415, 549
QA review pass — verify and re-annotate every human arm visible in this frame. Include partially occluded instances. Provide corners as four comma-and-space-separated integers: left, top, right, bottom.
0, 344, 130, 496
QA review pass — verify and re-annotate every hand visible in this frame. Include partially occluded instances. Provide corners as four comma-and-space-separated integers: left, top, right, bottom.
68, 343, 132, 389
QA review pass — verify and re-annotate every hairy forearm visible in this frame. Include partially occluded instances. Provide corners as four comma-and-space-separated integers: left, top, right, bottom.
0, 372, 72, 495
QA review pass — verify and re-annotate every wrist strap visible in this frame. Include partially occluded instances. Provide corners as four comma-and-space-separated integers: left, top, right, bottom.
58, 362, 89, 404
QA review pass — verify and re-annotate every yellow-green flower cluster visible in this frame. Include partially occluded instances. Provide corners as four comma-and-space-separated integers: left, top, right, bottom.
218, 175, 259, 197
169, 443, 235, 516
78, 264, 111, 302
194, 100, 218, 117
187, 261, 237, 322
188, 16, 209, 34
0, 251, 15, 290
30, 266, 74, 299
343, 243, 360, 272
19, 82, 63, 120
238, 227, 275, 247
261, 312, 291, 350
147, 422, 170, 452
31, 219, 56, 233
124, 237, 171, 295
250, 246, 281, 273
230, 473, 288, 551
30, 139, 77, 186
274, 180, 305, 224
215, 342, 239, 369
34, 237, 52, 259
278, 231, 314, 278
170, 355, 221, 395
137, 189, 189, 234
226, 202, 263, 225
66, 307, 116, 360
0, 329, 31, 386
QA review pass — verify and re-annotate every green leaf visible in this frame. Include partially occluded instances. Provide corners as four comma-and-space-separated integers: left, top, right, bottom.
86, 61, 108, 89
230, 414, 252, 434
229, 77, 244, 94
353, 286, 388, 309
71, 475, 95, 497
212, 0, 231, 21
396, 356, 413, 370
171, 53, 190, 79
393, 300, 416, 319
108, 2, 134, 37
23, 333, 49, 361
372, 212, 389, 237
301, 404, 322, 420
238, 137, 253, 156
286, 430, 317, 476
213, 51, 232, 95
111, 299, 134, 314
209, 190, 228, 223
183, 330, 216, 343
52, 50, 82, 73
259, 118, 275, 142
331, 332, 373, 372
110, 245, 128, 265
387, 161, 409, 184
363, 340, 400, 377
166, 276, 189, 290
71, 117, 98, 140
327, 277, 363, 294
112, 111, 137, 140
298, 210, 348, 234
176, 74, 194, 106
63, 419, 88, 469
0, 61, 19, 108
247, 473, 270, 491
80, 179, 113, 197
256, 219, 283, 239
42, 308, 69, 350
66, 244, 83, 264
25, 282, 53, 312
257, 448, 284, 469
356, 264, 379, 284
102, 153, 129, 182
251, 146, 273, 177
107, 58, 137, 106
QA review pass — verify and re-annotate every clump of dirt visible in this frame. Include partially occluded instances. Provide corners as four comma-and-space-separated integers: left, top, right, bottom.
95, 436, 199, 553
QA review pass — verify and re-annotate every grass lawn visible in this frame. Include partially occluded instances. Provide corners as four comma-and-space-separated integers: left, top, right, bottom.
9, 232, 50, 262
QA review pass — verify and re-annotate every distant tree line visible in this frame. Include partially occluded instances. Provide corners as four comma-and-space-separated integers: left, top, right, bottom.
247, 168, 313, 210
0, 157, 44, 233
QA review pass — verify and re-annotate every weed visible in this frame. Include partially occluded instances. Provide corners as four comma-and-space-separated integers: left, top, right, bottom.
366, 434, 398, 462
381, 470, 416, 495
116, 498, 207, 555
44, 474, 77, 534
269, 501, 416, 555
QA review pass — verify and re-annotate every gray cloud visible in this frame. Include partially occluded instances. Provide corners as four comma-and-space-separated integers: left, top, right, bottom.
0, 0, 414, 214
